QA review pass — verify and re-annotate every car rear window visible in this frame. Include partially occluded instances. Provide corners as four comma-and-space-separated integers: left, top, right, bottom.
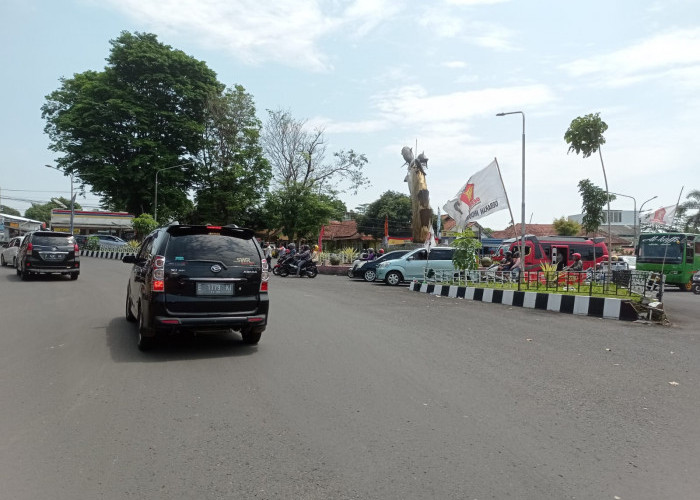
33, 235, 75, 246
165, 234, 261, 266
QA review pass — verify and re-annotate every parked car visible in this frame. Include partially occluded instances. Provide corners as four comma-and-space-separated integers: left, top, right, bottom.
15, 231, 80, 280
619, 255, 636, 270
375, 247, 457, 286
74, 234, 88, 249
348, 250, 410, 282
122, 224, 269, 350
1, 236, 24, 268
94, 234, 129, 248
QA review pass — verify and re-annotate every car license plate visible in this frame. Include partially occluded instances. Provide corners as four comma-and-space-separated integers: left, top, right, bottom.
45, 253, 63, 261
196, 282, 234, 296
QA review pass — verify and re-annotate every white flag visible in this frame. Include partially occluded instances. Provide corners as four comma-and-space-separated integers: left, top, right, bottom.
442, 160, 509, 231
642, 205, 677, 226
424, 224, 436, 251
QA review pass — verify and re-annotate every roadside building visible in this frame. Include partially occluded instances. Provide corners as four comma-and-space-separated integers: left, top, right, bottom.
0, 213, 44, 242
50, 209, 134, 238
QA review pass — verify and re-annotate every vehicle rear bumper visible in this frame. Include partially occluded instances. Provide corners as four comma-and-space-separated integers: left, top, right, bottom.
153, 314, 267, 331
26, 266, 79, 274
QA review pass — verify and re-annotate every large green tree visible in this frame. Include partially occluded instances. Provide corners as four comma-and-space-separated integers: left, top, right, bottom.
42, 31, 222, 219
262, 184, 345, 241
355, 191, 412, 238
1, 205, 21, 216
192, 86, 271, 226
24, 197, 82, 225
679, 189, 700, 233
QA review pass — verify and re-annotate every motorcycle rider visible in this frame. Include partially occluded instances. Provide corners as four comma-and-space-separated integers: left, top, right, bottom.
295, 244, 311, 276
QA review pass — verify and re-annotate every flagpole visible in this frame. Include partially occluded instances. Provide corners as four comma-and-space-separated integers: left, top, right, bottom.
494, 158, 519, 244
658, 186, 684, 301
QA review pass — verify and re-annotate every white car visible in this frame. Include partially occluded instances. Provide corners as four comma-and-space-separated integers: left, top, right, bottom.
1, 236, 24, 267
94, 234, 129, 248
619, 256, 636, 270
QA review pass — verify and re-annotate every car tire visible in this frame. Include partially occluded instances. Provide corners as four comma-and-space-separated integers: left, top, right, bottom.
125, 287, 136, 322
347, 268, 354, 278
681, 280, 693, 292
363, 269, 377, 282
70, 273, 79, 280
137, 304, 155, 351
0, 254, 5, 266
241, 327, 263, 345
12, 257, 16, 268
384, 270, 402, 286
21, 267, 30, 281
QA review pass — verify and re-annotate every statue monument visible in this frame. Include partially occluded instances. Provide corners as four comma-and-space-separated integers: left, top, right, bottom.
401, 146, 433, 243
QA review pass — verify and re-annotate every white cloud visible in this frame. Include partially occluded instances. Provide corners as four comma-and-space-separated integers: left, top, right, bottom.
102, 0, 401, 71
561, 28, 700, 86
442, 61, 468, 68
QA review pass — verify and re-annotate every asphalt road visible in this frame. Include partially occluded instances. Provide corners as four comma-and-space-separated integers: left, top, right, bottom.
1, 258, 700, 500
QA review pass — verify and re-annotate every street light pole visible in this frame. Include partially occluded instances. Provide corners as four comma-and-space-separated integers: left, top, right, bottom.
610, 192, 636, 248
154, 161, 194, 223
45, 164, 75, 234
638, 195, 658, 240
497, 111, 525, 287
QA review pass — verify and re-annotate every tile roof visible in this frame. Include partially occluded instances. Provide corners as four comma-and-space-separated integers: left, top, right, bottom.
321, 220, 374, 241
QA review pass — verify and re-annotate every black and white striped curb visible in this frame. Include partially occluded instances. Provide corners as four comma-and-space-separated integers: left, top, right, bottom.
409, 281, 639, 321
80, 250, 135, 260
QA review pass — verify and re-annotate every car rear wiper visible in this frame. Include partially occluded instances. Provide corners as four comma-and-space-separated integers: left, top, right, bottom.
185, 260, 228, 270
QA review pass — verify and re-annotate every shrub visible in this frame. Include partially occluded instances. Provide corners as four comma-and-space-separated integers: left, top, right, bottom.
329, 253, 341, 265
480, 256, 493, 267
86, 236, 100, 251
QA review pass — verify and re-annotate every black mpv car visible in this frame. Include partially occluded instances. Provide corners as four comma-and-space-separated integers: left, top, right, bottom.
123, 224, 269, 350
16, 231, 80, 280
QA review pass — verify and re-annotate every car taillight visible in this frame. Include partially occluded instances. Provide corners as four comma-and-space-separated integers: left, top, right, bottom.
260, 259, 269, 292
27, 242, 33, 252
207, 225, 222, 230
74, 243, 79, 256
152, 255, 165, 292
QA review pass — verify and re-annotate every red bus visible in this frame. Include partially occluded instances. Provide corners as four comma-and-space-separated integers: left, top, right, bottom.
508, 235, 608, 271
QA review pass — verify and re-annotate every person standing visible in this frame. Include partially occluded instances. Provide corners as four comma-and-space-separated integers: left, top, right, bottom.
263, 242, 272, 268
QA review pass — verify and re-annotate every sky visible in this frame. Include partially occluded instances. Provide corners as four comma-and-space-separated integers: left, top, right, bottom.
1, 0, 699, 231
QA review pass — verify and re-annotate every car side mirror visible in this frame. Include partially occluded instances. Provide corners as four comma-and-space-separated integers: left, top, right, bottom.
122, 254, 136, 264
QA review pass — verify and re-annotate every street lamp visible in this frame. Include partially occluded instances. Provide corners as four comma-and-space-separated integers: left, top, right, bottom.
497, 111, 525, 286
610, 192, 636, 247
154, 161, 194, 223
45, 164, 75, 234
638, 195, 658, 236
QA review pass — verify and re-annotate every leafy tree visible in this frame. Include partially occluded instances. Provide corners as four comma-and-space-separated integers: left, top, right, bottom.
565, 113, 612, 265
452, 228, 483, 271
42, 31, 222, 217
1, 205, 21, 216
192, 86, 271, 226
679, 189, 700, 232
552, 216, 581, 236
131, 213, 158, 240
262, 109, 370, 195
355, 191, 412, 238
262, 184, 344, 241
24, 197, 82, 225
577, 180, 615, 234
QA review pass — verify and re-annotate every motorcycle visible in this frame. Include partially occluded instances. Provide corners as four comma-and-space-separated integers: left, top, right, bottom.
692, 271, 700, 295
278, 259, 318, 278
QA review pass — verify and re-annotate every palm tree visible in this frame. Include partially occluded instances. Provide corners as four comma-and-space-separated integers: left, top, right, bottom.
680, 189, 700, 232
565, 113, 612, 269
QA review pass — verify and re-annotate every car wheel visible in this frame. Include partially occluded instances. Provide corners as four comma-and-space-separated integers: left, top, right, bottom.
0, 254, 5, 266
241, 327, 263, 345
681, 280, 693, 292
12, 257, 16, 268
385, 270, 402, 286
21, 267, 30, 281
137, 304, 155, 351
125, 287, 136, 322
70, 273, 79, 280
347, 268, 355, 278
363, 269, 377, 282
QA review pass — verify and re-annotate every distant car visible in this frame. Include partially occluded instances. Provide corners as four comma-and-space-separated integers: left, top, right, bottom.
619, 256, 636, 270
1, 236, 24, 268
16, 231, 80, 280
94, 234, 129, 248
376, 247, 457, 286
74, 234, 88, 249
347, 250, 410, 282
122, 224, 269, 350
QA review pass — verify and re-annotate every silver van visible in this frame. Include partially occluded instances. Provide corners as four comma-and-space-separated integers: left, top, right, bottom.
375, 247, 456, 285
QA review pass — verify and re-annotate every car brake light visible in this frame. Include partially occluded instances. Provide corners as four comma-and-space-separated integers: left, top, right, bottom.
260, 280, 268, 292
151, 255, 165, 292
74, 243, 79, 256
27, 242, 33, 252
207, 225, 222, 230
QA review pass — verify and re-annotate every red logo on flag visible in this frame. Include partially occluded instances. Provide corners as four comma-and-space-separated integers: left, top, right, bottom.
460, 183, 481, 209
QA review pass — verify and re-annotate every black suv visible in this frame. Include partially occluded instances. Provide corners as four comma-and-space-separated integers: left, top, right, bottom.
123, 224, 269, 350
16, 231, 80, 280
